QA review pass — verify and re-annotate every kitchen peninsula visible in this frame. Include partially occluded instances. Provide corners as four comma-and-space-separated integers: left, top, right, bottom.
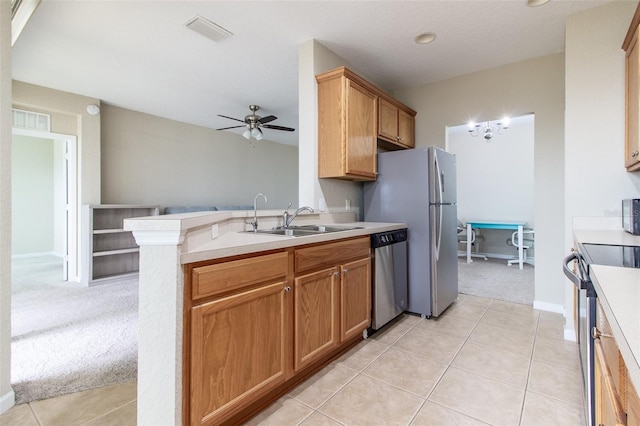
124, 209, 406, 425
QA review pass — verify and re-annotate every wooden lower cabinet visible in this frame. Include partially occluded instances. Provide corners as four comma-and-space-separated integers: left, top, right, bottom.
294, 267, 340, 371
340, 257, 371, 341
185, 237, 372, 425
594, 299, 640, 426
595, 339, 627, 426
293, 254, 371, 372
190, 280, 291, 426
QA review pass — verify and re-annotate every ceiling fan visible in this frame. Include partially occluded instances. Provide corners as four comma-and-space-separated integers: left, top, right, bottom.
216, 105, 295, 140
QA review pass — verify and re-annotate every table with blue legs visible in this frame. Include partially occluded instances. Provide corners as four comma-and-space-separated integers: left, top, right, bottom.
466, 220, 526, 269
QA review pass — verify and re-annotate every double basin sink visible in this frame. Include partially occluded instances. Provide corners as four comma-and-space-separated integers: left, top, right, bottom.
243, 224, 363, 237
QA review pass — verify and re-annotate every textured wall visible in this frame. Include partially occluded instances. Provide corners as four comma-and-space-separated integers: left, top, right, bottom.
100, 104, 298, 210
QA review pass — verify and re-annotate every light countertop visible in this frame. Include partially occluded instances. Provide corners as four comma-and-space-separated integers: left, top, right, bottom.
574, 228, 640, 246
573, 228, 640, 392
181, 222, 407, 264
589, 265, 640, 393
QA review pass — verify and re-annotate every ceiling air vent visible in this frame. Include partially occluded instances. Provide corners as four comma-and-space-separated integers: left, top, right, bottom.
184, 15, 233, 43
12, 108, 50, 132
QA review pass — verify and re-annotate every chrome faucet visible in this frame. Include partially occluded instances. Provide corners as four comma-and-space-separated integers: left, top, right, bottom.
283, 205, 314, 228
250, 193, 267, 231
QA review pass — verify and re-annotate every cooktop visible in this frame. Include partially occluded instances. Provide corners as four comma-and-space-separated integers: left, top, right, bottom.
580, 243, 640, 269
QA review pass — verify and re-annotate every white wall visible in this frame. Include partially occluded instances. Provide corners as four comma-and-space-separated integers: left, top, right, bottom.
0, 0, 13, 414
449, 115, 535, 256
100, 104, 298, 210
564, 2, 640, 334
396, 53, 565, 311
11, 135, 55, 255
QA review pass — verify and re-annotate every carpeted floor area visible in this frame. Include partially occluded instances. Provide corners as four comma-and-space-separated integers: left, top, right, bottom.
11, 256, 138, 404
457, 256, 534, 305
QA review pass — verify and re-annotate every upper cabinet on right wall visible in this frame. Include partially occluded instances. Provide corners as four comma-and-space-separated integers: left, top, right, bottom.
623, 2, 640, 172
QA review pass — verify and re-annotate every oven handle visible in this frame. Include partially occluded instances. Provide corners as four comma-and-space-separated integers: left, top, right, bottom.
563, 252, 588, 290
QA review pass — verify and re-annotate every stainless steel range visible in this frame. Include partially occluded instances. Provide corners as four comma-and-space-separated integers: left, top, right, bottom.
564, 242, 640, 426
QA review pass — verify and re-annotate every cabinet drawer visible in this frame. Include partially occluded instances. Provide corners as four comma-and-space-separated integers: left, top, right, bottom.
191, 251, 288, 301
598, 301, 623, 392
295, 237, 370, 274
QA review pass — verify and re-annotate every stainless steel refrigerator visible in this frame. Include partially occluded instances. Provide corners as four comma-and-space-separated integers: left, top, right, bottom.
363, 147, 458, 318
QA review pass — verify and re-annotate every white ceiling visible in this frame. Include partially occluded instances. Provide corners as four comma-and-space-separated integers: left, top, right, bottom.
11, 0, 611, 146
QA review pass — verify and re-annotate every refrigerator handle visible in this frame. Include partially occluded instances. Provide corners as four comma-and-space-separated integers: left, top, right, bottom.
434, 152, 443, 205
435, 204, 442, 260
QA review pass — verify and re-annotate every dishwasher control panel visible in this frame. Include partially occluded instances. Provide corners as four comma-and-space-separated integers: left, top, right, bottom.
371, 229, 407, 248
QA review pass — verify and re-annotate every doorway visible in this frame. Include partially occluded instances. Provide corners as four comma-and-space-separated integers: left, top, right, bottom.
11, 128, 78, 282
446, 113, 535, 304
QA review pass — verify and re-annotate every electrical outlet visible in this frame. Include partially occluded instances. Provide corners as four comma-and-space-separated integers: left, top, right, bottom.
345, 199, 351, 211
211, 224, 218, 239
318, 198, 326, 212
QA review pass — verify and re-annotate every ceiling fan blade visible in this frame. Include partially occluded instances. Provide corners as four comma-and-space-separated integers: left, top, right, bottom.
218, 114, 246, 123
258, 115, 277, 124
263, 124, 295, 132
216, 125, 245, 130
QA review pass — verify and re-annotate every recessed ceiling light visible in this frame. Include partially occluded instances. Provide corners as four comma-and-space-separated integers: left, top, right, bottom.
415, 32, 436, 45
526, 0, 551, 6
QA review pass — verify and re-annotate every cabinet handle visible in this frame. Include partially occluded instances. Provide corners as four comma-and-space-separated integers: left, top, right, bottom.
592, 326, 613, 340
633, 151, 640, 158
343, 268, 349, 274
284, 286, 291, 292
332, 271, 339, 277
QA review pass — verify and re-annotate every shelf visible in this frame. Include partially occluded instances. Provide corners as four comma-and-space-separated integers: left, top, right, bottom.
93, 247, 139, 257
82, 204, 159, 286
93, 228, 127, 235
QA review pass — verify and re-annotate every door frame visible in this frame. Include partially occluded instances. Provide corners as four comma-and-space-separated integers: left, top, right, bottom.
11, 127, 78, 282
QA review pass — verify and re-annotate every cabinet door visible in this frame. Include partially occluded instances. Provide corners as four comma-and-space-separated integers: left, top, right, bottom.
594, 339, 627, 426
378, 97, 398, 143
398, 109, 415, 148
190, 281, 290, 426
345, 79, 377, 179
626, 25, 640, 171
340, 257, 371, 341
294, 267, 340, 371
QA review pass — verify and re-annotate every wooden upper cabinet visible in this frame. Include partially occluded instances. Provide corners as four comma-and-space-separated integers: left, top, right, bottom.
316, 67, 416, 181
378, 97, 415, 149
317, 70, 377, 181
623, 4, 640, 172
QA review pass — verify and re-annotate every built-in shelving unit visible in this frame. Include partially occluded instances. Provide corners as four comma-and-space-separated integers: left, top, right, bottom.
81, 204, 159, 286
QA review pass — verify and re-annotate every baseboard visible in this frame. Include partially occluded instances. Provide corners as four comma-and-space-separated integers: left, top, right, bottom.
0, 388, 15, 414
533, 300, 564, 314
564, 328, 577, 342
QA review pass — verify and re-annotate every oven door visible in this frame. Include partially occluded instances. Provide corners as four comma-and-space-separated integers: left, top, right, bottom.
563, 253, 595, 426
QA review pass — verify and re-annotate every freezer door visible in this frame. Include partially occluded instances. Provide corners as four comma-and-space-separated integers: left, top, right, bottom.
430, 203, 459, 317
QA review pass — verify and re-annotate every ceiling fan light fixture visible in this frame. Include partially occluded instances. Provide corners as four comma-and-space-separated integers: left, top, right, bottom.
242, 129, 251, 140
253, 128, 263, 141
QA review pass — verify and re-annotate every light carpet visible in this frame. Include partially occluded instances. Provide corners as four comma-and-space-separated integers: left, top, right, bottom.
11, 256, 138, 404
457, 256, 534, 305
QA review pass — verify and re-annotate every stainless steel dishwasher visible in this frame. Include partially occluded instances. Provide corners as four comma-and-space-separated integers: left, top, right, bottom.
370, 229, 408, 330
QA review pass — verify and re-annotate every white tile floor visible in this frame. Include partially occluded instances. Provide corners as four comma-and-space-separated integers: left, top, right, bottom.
0, 294, 585, 425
